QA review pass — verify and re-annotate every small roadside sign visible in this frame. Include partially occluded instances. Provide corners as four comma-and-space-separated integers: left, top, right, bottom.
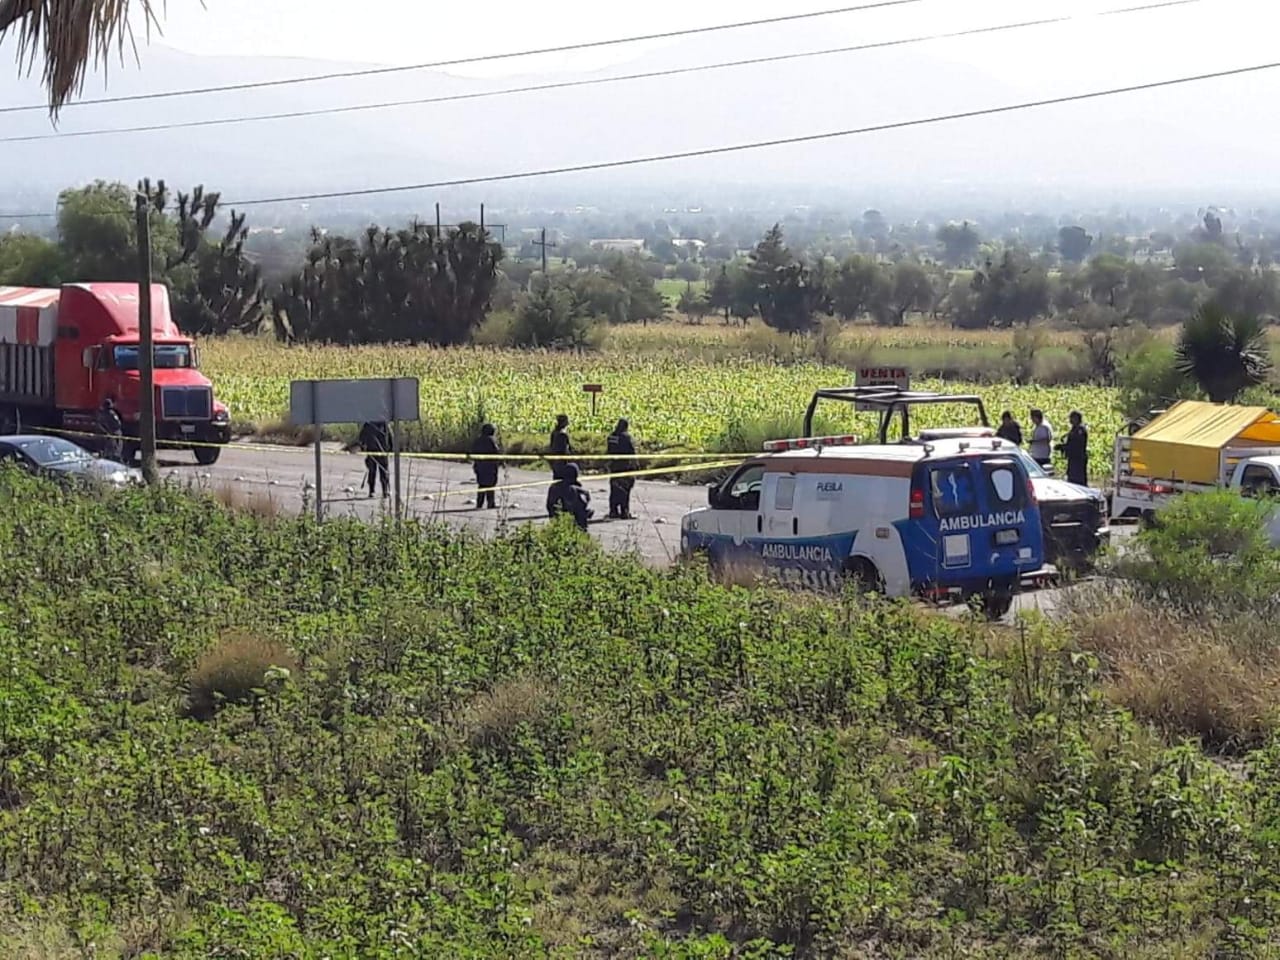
582, 383, 603, 415
288, 377, 420, 523
855, 366, 910, 411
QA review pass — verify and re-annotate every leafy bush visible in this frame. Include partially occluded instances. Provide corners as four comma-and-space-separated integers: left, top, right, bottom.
1108, 490, 1280, 613
2, 472, 1280, 956
1115, 337, 1198, 419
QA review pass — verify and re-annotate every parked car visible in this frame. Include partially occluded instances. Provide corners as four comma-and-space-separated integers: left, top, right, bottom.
0, 435, 140, 488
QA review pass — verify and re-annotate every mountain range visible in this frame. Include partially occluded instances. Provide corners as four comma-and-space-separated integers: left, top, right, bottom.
0, 21, 1278, 216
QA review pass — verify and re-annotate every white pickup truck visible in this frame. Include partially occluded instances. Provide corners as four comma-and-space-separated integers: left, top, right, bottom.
1112, 440, 1280, 543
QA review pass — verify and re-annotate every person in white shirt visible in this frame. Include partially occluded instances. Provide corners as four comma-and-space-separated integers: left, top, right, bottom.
1028, 408, 1054, 467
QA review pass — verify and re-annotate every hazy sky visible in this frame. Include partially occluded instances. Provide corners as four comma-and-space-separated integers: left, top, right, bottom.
146, 0, 1268, 82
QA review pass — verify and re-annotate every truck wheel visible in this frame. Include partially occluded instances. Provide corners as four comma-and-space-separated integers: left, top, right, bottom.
194, 445, 222, 466
980, 593, 1014, 621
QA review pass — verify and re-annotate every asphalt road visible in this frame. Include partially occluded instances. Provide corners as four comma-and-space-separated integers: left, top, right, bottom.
157, 442, 1131, 619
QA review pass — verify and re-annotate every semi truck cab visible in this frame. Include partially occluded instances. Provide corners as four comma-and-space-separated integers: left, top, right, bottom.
0, 283, 230, 465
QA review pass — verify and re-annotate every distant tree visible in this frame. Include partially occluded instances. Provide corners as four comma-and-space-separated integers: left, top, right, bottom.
861, 209, 889, 249
831, 254, 885, 321
729, 269, 757, 325
171, 212, 265, 336
707, 265, 734, 324
1211, 269, 1280, 321
1057, 225, 1093, 263
936, 220, 981, 266
1176, 303, 1271, 403
673, 259, 702, 283
748, 224, 811, 331
0, 234, 65, 286
601, 254, 666, 323
275, 221, 503, 345
874, 261, 934, 327
1174, 242, 1235, 285
1085, 253, 1130, 309
676, 284, 700, 318
1202, 210, 1224, 242
57, 181, 139, 280
954, 252, 1050, 329
511, 277, 596, 350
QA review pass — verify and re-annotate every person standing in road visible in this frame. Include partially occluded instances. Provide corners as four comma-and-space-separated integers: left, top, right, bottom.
358, 420, 390, 498
1058, 410, 1090, 486
97, 398, 123, 462
547, 462, 592, 531
1028, 408, 1053, 468
471, 423, 501, 509
995, 410, 1023, 447
606, 418, 637, 519
549, 414, 572, 481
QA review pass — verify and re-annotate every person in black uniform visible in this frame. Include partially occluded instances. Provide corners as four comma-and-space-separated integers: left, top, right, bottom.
995, 410, 1023, 447
358, 420, 390, 498
97, 398, 123, 462
548, 414, 572, 481
471, 423, 501, 509
1057, 410, 1090, 486
606, 418, 637, 519
547, 462, 592, 530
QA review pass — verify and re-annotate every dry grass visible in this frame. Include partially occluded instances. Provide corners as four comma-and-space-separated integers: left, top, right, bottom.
458, 676, 556, 752
1065, 586, 1280, 750
186, 630, 297, 720
211, 482, 285, 519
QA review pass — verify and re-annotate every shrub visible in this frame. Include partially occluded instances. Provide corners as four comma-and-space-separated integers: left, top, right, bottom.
186, 631, 296, 719
1108, 490, 1280, 613
1114, 337, 1197, 419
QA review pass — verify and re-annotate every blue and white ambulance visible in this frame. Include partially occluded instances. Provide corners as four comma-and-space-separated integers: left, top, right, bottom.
680, 435, 1046, 618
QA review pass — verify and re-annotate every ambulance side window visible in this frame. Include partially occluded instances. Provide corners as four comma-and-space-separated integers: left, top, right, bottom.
722, 463, 765, 511
930, 463, 976, 518
774, 475, 796, 511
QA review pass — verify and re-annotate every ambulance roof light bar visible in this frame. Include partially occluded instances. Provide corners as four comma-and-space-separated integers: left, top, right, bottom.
762, 434, 860, 453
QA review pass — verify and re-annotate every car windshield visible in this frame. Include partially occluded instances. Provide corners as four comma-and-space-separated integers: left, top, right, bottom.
113, 344, 193, 370
1014, 449, 1048, 478
16, 437, 93, 466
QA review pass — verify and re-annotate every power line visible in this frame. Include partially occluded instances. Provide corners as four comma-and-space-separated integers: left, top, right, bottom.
0, 0, 1202, 145
218, 60, 1280, 208
0, 56, 1269, 221
0, 0, 926, 115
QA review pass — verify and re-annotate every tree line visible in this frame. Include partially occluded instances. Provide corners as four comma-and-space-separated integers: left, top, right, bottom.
3, 181, 1280, 350
703, 219, 1280, 335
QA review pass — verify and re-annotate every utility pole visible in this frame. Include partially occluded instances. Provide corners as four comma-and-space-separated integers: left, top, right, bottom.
134, 191, 158, 486
533, 227, 557, 275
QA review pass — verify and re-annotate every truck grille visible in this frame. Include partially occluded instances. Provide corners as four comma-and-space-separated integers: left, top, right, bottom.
160, 386, 212, 420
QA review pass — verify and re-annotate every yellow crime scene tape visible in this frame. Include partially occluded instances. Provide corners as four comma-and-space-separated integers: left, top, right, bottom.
33, 425, 742, 461
424, 458, 746, 501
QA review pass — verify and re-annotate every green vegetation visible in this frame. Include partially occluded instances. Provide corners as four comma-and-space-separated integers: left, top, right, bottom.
5, 473, 1280, 956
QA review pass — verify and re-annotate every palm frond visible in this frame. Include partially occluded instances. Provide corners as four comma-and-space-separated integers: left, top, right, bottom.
0, 0, 158, 115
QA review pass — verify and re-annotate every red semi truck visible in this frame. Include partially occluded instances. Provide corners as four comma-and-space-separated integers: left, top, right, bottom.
0, 283, 230, 464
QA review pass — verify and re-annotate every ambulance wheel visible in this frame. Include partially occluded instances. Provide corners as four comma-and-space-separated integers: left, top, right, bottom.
844, 558, 883, 595
980, 593, 1013, 621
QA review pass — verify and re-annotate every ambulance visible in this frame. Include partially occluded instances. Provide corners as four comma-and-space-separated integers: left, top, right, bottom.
680, 435, 1046, 618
